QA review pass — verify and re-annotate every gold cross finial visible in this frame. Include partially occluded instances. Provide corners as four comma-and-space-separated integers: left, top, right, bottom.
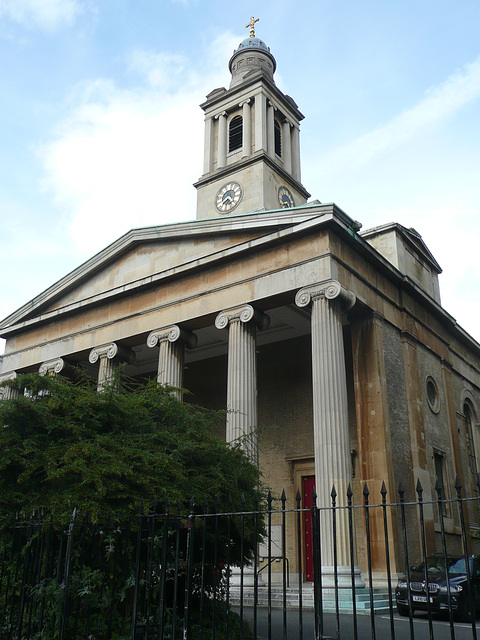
246, 16, 259, 38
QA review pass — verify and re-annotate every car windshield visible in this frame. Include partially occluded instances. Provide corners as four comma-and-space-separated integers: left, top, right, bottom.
416, 556, 472, 575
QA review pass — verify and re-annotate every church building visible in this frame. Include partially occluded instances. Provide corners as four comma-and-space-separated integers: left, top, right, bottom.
1, 21, 479, 586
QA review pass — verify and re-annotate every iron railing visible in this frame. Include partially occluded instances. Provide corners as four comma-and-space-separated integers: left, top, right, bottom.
0, 476, 479, 639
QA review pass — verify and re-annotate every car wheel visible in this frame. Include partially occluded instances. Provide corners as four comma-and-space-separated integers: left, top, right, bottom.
397, 604, 411, 617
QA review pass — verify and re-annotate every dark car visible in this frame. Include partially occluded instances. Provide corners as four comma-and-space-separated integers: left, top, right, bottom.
396, 553, 480, 621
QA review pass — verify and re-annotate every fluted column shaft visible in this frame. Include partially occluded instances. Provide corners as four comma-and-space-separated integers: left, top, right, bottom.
254, 94, 267, 152
89, 343, 134, 392
216, 111, 227, 168
292, 124, 301, 181
267, 102, 275, 158
282, 120, 292, 173
0, 372, 19, 400
296, 281, 363, 584
147, 325, 197, 400
203, 116, 213, 174
241, 99, 251, 158
215, 305, 269, 461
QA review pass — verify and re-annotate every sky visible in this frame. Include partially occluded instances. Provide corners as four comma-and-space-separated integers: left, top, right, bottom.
0, 0, 479, 356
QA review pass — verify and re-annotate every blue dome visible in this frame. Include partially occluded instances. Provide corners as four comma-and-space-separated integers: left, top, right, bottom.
235, 37, 270, 53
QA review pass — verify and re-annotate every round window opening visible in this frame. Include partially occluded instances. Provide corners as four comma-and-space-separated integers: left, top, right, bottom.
426, 377, 440, 413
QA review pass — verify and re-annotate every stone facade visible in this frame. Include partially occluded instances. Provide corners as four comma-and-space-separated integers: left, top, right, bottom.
1, 30, 479, 586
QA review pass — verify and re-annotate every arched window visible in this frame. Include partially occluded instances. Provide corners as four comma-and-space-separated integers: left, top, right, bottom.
464, 403, 479, 496
274, 120, 282, 157
229, 115, 243, 152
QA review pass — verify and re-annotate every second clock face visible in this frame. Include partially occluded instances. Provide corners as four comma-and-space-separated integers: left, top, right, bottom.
278, 186, 295, 209
215, 182, 243, 213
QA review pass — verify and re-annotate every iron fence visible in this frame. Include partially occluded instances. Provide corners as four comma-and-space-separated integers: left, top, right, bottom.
0, 476, 479, 640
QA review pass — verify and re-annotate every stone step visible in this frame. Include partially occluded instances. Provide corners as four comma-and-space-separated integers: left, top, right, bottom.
229, 587, 392, 614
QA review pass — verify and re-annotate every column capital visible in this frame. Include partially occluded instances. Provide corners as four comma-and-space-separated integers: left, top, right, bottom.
88, 342, 135, 365
39, 357, 70, 376
0, 371, 17, 383
215, 304, 270, 331
214, 110, 228, 119
239, 98, 251, 107
147, 325, 197, 349
295, 280, 356, 311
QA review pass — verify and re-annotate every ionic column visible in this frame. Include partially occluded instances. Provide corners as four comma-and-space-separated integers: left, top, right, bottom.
296, 280, 363, 587
39, 357, 72, 377
282, 120, 292, 173
215, 304, 269, 461
0, 371, 19, 400
254, 94, 267, 152
89, 343, 135, 392
216, 111, 227, 168
147, 325, 197, 400
267, 101, 276, 158
203, 115, 213, 174
240, 99, 251, 158
291, 124, 301, 181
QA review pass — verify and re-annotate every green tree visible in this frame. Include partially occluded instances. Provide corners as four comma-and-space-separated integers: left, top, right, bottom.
0, 371, 259, 525
0, 372, 261, 638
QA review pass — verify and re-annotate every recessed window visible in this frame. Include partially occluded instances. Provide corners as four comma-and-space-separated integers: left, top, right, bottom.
434, 451, 448, 515
426, 376, 440, 413
229, 115, 243, 152
274, 120, 282, 157
464, 402, 479, 497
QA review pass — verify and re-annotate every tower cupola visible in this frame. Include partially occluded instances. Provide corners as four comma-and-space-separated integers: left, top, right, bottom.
228, 35, 277, 89
194, 17, 310, 219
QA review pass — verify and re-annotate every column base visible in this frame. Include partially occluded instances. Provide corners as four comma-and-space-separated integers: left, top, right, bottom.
319, 565, 365, 589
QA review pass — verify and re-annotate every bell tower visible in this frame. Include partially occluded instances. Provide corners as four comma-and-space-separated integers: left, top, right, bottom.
194, 18, 310, 219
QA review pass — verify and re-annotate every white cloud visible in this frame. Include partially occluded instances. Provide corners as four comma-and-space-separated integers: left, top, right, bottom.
39, 34, 239, 257
319, 55, 480, 174
128, 50, 188, 90
0, 0, 82, 30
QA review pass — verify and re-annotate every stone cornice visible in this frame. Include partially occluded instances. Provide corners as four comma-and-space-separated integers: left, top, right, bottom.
147, 325, 197, 349
295, 280, 356, 311
0, 205, 342, 337
215, 304, 270, 331
193, 150, 311, 199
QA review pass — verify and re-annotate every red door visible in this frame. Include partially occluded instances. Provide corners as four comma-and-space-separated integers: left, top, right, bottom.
303, 475, 316, 582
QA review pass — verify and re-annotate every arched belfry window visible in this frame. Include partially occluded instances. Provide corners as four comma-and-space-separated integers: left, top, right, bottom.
274, 120, 282, 157
229, 115, 243, 152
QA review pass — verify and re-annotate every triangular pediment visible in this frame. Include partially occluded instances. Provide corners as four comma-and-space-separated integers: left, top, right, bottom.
0, 204, 357, 337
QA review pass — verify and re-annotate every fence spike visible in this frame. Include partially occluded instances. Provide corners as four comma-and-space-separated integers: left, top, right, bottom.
397, 481, 405, 499
380, 480, 387, 499
363, 481, 369, 498
296, 488, 302, 507
347, 483, 353, 500
416, 478, 423, 497
331, 484, 337, 501
281, 488, 286, 506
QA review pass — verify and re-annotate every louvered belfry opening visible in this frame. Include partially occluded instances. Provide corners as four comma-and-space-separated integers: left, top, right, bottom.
274, 119, 282, 157
229, 115, 243, 152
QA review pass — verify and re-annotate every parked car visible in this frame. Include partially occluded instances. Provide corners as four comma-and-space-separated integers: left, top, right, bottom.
395, 553, 480, 621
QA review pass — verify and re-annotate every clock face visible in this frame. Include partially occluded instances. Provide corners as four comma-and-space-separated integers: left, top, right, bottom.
278, 186, 295, 209
215, 182, 243, 213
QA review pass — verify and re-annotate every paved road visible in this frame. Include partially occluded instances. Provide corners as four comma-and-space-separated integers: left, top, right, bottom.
242, 608, 480, 640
